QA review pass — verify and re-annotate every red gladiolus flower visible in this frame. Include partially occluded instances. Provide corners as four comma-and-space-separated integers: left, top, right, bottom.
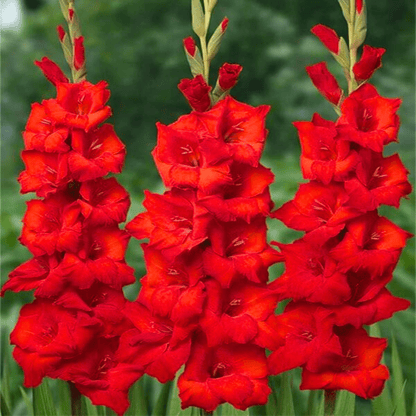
344, 149, 412, 210
356, 0, 364, 14
331, 288, 411, 328
18, 151, 69, 197
20, 192, 82, 256
34, 57, 69, 86
51, 338, 143, 416
0, 254, 65, 297
272, 181, 359, 233
178, 335, 270, 412
295, 114, 358, 184
330, 212, 412, 278
11, 299, 99, 387
300, 326, 389, 399
266, 303, 341, 375
200, 279, 280, 346
311, 24, 340, 54
117, 302, 192, 383
306, 62, 343, 105
198, 163, 274, 222
68, 124, 126, 182
337, 84, 401, 152
353, 45, 386, 82
218, 63, 243, 90
178, 75, 212, 112
203, 216, 282, 288
153, 119, 232, 192
78, 177, 131, 225
126, 189, 211, 259
60, 226, 135, 290
272, 238, 351, 305
23, 102, 70, 153
45, 81, 112, 131
138, 245, 205, 322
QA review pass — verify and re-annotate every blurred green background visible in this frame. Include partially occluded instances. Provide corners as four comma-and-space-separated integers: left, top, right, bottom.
1, 0, 414, 415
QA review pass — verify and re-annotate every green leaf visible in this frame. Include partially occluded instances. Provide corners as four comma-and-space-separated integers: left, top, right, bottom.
391, 335, 406, 416
126, 378, 149, 416
316, 392, 325, 416
191, 0, 205, 38
334, 390, 355, 416
276, 372, 295, 416
166, 371, 182, 416
370, 323, 393, 416
333, 37, 350, 69
351, 2, 367, 49
152, 381, 172, 416
33, 379, 56, 416
20, 387, 34, 416
220, 403, 249, 415
1, 358, 11, 411
82, 396, 98, 416
207, 19, 227, 62
57, 380, 71, 416
0, 392, 11, 416
338, 0, 351, 23
306, 390, 322, 416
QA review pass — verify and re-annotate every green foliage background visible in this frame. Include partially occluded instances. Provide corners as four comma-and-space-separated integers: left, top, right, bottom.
1, 0, 414, 414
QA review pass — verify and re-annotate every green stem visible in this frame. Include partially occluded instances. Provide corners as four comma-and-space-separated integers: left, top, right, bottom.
324, 389, 336, 416
199, 0, 212, 83
347, 0, 357, 93
200, 409, 213, 416
69, 382, 83, 416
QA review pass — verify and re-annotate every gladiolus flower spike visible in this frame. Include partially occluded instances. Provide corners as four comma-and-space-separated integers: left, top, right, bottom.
1, 3, 140, 416
125, 0, 280, 412
270, 0, 412, 404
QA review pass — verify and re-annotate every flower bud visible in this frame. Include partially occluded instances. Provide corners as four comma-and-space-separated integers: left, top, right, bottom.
306, 62, 342, 105
73, 36, 85, 71
353, 45, 385, 82
178, 75, 212, 112
183, 36, 197, 57
218, 63, 242, 91
34, 57, 69, 86
311, 24, 340, 55
57, 25, 66, 42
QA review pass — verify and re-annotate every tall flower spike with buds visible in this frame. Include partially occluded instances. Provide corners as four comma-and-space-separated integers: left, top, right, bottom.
1, 1, 141, 415
268, 0, 412, 405
124, 0, 282, 412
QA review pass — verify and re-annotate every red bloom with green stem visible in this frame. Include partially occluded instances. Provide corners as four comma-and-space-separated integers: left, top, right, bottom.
125, 0, 282, 412
268, 0, 412, 408
1, 1, 139, 414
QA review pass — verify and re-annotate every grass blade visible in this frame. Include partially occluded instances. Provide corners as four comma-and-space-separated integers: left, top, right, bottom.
276, 372, 295, 416
220, 403, 249, 415
33, 378, 56, 416
57, 380, 71, 416
1, 359, 11, 411
152, 381, 172, 416
19, 387, 34, 416
391, 335, 406, 416
334, 390, 355, 416
126, 378, 149, 416
166, 371, 183, 416
0, 392, 11, 416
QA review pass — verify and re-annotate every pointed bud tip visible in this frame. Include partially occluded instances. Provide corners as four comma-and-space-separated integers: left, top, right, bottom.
221, 17, 229, 32
183, 36, 197, 57
57, 25, 66, 42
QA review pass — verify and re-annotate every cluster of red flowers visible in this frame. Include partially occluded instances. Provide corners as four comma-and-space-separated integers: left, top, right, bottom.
261, 13, 412, 398
124, 62, 283, 412
0, 54, 144, 413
